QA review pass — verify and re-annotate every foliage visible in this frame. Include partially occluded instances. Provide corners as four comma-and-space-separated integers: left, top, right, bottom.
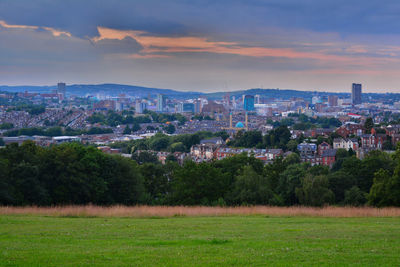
87, 111, 151, 126
0, 123, 13, 130
8, 104, 46, 115
2, 139, 400, 207
295, 174, 334, 207
164, 124, 176, 134
144, 110, 187, 125
3, 126, 113, 137
364, 117, 374, 134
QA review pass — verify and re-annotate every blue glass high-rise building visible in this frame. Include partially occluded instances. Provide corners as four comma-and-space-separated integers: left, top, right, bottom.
243, 95, 255, 111
157, 94, 166, 112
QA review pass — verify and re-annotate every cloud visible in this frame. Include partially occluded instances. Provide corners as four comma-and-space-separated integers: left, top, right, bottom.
0, 20, 71, 38
3, 1, 400, 92
0, 20, 38, 29
42, 26, 71, 37
92, 26, 400, 69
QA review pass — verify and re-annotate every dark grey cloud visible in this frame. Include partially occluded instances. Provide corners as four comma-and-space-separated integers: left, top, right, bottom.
1, 0, 400, 39
2, 0, 400, 92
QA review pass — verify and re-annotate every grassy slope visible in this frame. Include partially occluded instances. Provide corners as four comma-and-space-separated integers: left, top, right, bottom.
0, 215, 399, 266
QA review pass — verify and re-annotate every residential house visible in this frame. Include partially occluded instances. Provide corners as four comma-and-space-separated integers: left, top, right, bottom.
333, 138, 359, 151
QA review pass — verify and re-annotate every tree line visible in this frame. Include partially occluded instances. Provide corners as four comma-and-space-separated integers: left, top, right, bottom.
0, 141, 399, 207
3, 126, 113, 137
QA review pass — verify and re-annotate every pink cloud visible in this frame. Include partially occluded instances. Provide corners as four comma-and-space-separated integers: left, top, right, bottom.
92, 26, 397, 67
42, 27, 71, 37
0, 20, 71, 37
0, 20, 38, 30
127, 54, 172, 59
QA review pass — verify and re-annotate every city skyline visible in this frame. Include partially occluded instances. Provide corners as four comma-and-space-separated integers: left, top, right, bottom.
2, 1, 400, 93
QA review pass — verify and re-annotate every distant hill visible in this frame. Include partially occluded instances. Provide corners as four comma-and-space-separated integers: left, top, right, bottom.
0, 84, 203, 99
2, 83, 399, 102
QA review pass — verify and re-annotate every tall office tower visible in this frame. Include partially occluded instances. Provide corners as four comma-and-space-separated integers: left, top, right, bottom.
135, 100, 147, 113
57, 82, 66, 99
328, 95, 338, 107
177, 103, 194, 113
157, 94, 166, 112
255, 94, 260, 104
243, 95, 255, 111
351, 83, 362, 105
223, 93, 230, 106
194, 99, 201, 114
230, 96, 236, 109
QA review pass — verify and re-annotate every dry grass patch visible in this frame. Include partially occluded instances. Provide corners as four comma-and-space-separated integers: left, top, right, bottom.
0, 205, 400, 217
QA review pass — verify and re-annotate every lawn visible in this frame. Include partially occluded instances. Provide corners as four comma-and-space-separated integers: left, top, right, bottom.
0, 215, 399, 266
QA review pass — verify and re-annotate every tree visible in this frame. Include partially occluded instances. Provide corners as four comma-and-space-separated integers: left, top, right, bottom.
364, 117, 374, 134
358, 150, 394, 192
283, 153, 301, 165
132, 151, 159, 165
382, 139, 394, 150
295, 174, 335, 207
169, 142, 185, 152
0, 123, 13, 129
214, 131, 229, 141
230, 165, 273, 205
123, 125, 131, 134
0, 158, 14, 205
231, 131, 262, 148
170, 161, 230, 205
277, 163, 308, 205
106, 155, 145, 204
286, 140, 298, 152
164, 124, 176, 134
149, 135, 170, 151
328, 171, 356, 204
131, 123, 141, 132
166, 154, 177, 162
263, 126, 291, 149
140, 163, 170, 204
0, 138, 4, 146
344, 186, 366, 206
368, 169, 396, 207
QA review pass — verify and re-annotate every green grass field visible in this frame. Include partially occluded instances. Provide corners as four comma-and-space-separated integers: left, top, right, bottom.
1, 215, 399, 266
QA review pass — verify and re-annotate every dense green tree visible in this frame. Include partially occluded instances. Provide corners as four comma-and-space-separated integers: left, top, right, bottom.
171, 161, 230, 205
230, 130, 262, 148
328, 171, 356, 203
169, 142, 185, 152
149, 135, 170, 151
132, 151, 159, 165
164, 124, 176, 134
0, 123, 13, 129
131, 123, 141, 132
277, 163, 308, 205
230, 165, 273, 205
296, 174, 334, 207
263, 126, 291, 149
286, 140, 299, 152
105, 155, 145, 204
364, 117, 374, 134
344, 186, 367, 206
123, 125, 131, 134
368, 169, 396, 207
140, 162, 172, 204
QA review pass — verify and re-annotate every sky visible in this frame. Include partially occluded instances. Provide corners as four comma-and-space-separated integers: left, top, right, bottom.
1, 0, 400, 93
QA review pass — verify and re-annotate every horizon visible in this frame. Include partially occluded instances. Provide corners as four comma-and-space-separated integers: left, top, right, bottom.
2, 1, 400, 93
0, 82, 398, 95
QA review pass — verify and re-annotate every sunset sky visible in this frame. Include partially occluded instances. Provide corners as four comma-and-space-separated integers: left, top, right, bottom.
1, 0, 400, 92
